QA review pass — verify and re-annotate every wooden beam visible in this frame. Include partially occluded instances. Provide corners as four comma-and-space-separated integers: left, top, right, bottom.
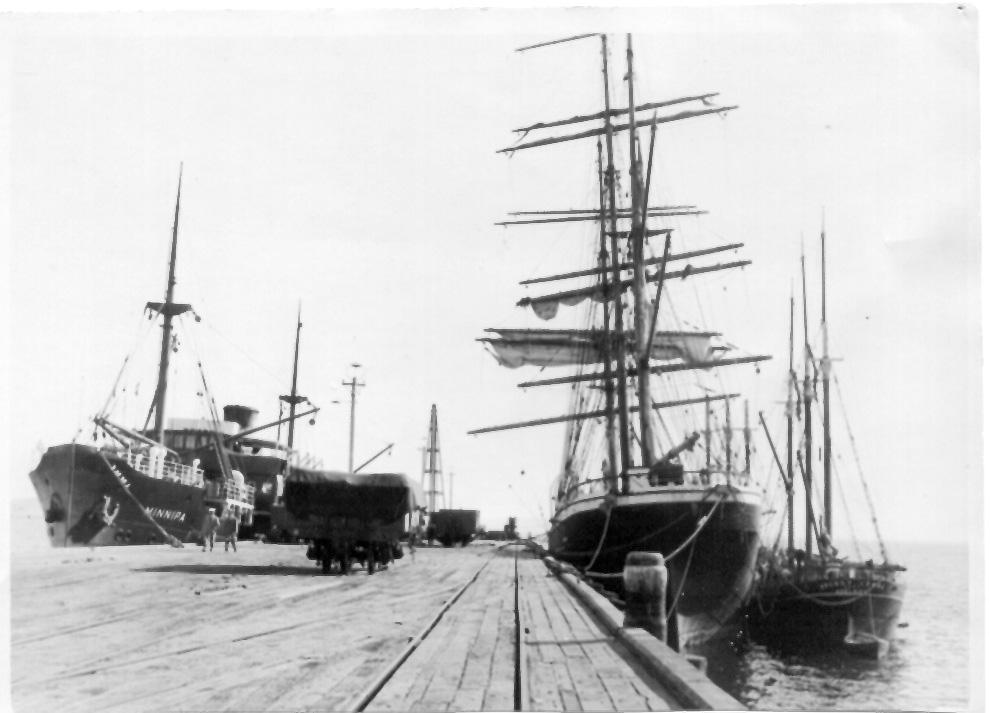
517, 259, 751, 310
508, 206, 695, 216
516, 354, 772, 388
512, 94, 720, 132
520, 243, 744, 285
516, 34, 600, 52
468, 393, 740, 435
498, 105, 738, 154
496, 210, 706, 227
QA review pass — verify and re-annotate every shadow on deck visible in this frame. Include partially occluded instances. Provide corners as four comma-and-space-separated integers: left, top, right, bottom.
133, 564, 334, 577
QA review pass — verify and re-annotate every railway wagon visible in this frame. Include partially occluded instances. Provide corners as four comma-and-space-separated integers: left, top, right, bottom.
271, 469, 420, 574
429, 509, 480, 547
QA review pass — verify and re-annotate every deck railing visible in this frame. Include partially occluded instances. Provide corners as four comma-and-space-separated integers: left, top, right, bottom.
123, 450, 205, 488
556, 468, 756, 507
204, 478, 256, 507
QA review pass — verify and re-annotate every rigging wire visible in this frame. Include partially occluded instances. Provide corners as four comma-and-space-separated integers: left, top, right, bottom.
97, 309, 164, 419
198, 316, 285, 390
810, 393, 862, 559
833, 371, 891, 563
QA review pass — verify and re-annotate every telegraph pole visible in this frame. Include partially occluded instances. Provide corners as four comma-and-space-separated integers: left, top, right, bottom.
342, 365, 364, 472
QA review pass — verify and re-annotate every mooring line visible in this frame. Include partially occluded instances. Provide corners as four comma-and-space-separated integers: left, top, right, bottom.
347, 551, 498, 712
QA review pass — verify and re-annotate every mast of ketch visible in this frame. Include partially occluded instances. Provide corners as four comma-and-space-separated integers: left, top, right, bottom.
786, 289, 796, 555
820, 218, 833, 537
280, 304, 307, 455
800, 251, 814, 559
599, 33, 632, 489
626, 34, 656, 472
151, 165, 184, 446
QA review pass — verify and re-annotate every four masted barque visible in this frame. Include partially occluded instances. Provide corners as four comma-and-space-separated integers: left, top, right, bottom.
471, 33, 771, 648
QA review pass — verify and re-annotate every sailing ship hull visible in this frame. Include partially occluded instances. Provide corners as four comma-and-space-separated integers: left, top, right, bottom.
548, 485, 761, 646
746, 573, 904, 657
28, 444, 206, 547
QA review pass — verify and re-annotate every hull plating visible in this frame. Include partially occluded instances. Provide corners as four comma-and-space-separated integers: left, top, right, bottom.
747, 576, 905, 655
29, 444, 206, 547
548, 487, 761, 645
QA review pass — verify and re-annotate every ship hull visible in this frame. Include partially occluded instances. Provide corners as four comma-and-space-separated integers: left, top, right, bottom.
28, 444, 206, 547
746, 574, 905, 657
548, 485, 761, 646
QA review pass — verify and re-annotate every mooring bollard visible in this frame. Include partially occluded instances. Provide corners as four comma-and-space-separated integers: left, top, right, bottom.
622, 551, 668, 642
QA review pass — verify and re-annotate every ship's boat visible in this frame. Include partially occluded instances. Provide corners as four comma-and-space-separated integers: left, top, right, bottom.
744, 232, 906, 658
471, 33, 770, 648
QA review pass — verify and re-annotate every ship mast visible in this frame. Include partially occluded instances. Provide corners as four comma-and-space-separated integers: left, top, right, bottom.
800, 251, 813, 559
595, 140, 619, 487
786, 290, 796, 555
626, 34, 656, 472
279, 304, 307, 454
820, 219, 833, 537
599, 33, 632, 488
151, 165, 184, 446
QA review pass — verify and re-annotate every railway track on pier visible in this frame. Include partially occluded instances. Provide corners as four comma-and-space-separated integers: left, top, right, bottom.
12, 541, 719, 711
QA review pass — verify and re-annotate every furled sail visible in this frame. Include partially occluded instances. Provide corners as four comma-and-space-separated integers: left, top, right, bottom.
517, 259, 750, 319
480, 328, 724, 369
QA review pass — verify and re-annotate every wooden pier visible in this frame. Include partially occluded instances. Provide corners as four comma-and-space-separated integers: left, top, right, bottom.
10, 540, 742, 712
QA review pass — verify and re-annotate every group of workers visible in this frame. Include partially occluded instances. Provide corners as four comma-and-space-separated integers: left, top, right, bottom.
200, 509, 428, 557
200, 506, 239, 552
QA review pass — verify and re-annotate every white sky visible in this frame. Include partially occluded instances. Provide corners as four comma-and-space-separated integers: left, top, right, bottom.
1, 5, 981, 548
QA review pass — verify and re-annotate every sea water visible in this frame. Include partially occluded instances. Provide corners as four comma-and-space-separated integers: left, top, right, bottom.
700, 541, 974, 711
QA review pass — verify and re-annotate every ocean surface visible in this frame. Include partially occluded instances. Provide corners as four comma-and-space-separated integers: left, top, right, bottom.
7, 499, 978, 711
695, 541, 975, 712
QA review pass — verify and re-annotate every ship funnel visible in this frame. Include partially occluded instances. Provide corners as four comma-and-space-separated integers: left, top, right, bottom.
223, 405, 258, 429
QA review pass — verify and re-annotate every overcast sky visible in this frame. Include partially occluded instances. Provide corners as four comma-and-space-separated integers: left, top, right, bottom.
2, 5, 980, 549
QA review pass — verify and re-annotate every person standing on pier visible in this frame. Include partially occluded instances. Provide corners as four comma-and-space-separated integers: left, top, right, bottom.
408, 521, 421, 561
218, 508, 238, 553
200, 507, 220, 552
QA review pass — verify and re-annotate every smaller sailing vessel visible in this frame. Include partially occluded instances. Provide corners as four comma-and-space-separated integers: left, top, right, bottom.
745, 228, 905, 658
28, 169, 315, 547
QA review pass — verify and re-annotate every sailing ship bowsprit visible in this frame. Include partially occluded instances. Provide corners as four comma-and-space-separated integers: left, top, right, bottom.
471, 34, 771, 647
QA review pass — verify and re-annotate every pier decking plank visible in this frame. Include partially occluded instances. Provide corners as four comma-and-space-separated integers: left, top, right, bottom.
517, 550, 680, 712
12, 538, 716, 712
368, 549, 517, 712
10, 542, 493, 712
